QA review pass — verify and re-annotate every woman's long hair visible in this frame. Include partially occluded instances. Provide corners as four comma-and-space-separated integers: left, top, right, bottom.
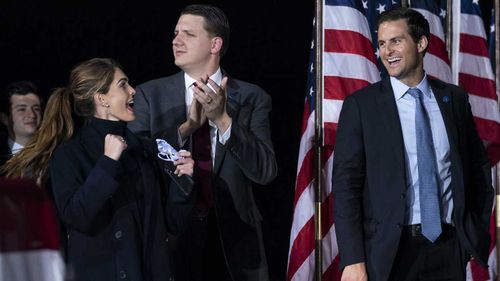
1, 89, 74, 184
1, 58, 120, 184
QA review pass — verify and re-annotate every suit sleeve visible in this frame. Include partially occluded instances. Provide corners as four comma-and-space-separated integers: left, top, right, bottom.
331, 95, 366, 268
220, 87, 277, 185
463, 94, 493, 231
50, 144, 121, 233
128, 85, 151, 138
162, 176, 195, 236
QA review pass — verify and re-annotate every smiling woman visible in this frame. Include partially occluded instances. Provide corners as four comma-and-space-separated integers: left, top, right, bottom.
93, 68, 136, 122
45, 58, 196, 281
2, 57, 197, 281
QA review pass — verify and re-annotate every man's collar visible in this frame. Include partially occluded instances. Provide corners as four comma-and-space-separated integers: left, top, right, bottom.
8, 138, 23, 155
390, 73, 431, 100
184, 68, 222, 89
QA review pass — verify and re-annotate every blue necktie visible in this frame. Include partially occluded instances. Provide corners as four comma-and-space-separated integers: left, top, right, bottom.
407, 88, 442, 242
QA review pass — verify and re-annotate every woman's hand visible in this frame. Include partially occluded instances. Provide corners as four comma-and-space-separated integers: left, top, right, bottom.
104, 134, 127, 161
173, 150, 194, 177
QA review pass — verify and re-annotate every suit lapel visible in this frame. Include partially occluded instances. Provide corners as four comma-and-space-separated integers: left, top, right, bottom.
375, 78, 407, 186
152, 72, 187, 148
213, 77, 239, 175
429, 79, 459, 151
376, 78, 405, 155
170, 71, 186, 112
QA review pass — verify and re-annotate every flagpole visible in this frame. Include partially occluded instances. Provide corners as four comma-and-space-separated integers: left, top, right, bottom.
314, 0, 324, 280
446, 0, 452, 58
495, 0, 500, 278
450, 0, 460, 84
496, 0, 499, 103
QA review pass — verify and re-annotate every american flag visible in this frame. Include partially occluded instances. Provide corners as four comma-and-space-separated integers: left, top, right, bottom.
458, 0, 500, 166
457, 1, 499, 280
0, 178, 64, 281
288, 0, 500, 280
364, 0, 400, 78
410, 0, 452, 83
286, 0, 379, 280
488, 8, 495, 69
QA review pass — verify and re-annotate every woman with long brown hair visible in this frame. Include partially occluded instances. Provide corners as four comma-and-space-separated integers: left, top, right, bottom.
7, 58, 194, 281
1, 87, 75, 185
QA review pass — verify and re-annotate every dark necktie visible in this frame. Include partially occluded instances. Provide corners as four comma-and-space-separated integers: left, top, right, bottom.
407, 87, 442, 242
192, 121, 213, 211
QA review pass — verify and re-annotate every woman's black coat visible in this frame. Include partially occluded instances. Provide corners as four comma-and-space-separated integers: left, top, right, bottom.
50, 119, 193, 281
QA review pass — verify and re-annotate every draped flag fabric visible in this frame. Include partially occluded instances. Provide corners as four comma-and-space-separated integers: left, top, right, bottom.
288, 0, 500, 280
286, 1, 379, 280
0, 178, 64, 281
458, 0, 500, 166
365, 0, 401, 77
458, 1, 499, 280
410, 0, 452, 83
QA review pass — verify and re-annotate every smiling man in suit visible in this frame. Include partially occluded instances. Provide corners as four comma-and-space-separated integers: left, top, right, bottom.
128, 4, 277, 281
332, 7, 493, 281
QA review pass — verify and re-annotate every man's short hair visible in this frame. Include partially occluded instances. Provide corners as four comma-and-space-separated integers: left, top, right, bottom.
377, 7, 430, 53
181, 4, 230, 57
0, 81, 41, 115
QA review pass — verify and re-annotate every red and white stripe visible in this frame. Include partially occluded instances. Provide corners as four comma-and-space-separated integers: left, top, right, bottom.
412, 7, 452, 83
458, 11, 500, 166
455, 2, 499, 280
286, 2, 379, 281
0, 178, 65, 281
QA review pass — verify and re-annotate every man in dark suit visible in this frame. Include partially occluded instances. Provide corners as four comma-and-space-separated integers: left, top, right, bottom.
332, 7, 493, 281
128, 4, 277, 281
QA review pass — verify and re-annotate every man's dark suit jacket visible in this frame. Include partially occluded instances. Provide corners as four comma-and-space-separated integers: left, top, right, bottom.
128, 71, 278, 281
332, 77, 493, 281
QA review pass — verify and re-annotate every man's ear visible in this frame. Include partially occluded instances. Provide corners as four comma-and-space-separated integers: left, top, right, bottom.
418, 35, 429, 53
211, 37, 223, 54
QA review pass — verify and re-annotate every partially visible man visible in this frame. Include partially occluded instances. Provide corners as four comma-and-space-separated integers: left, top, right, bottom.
0, 81, 42, 167
332, 7, 493, 281
129, 4, 277, 281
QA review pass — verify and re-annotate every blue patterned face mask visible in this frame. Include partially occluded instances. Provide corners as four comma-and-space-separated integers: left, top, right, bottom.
156, 139, 181, 162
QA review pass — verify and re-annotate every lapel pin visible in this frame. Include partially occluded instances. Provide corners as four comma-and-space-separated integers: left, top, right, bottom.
442, 96, 450, 103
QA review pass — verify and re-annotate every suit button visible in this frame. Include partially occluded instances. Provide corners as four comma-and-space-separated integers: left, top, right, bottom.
397, 223, 403, 229
400, 193, 405, 199
115, 231, 122, 239
165, 237, 169, 243
119, 270, 127, 279
169, 277, 175, 281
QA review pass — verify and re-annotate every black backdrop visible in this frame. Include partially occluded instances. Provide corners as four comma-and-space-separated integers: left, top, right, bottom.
1, 1, 315, 280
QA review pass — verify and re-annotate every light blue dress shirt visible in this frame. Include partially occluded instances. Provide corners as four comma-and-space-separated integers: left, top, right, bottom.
390, 75, 453, 225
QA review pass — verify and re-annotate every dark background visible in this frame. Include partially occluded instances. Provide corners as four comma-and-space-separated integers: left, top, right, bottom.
1, 1, 315, 280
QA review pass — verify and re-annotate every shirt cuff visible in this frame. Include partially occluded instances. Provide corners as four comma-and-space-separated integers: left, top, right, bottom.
217, 121, 232, 145
177, 128, 188, 148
